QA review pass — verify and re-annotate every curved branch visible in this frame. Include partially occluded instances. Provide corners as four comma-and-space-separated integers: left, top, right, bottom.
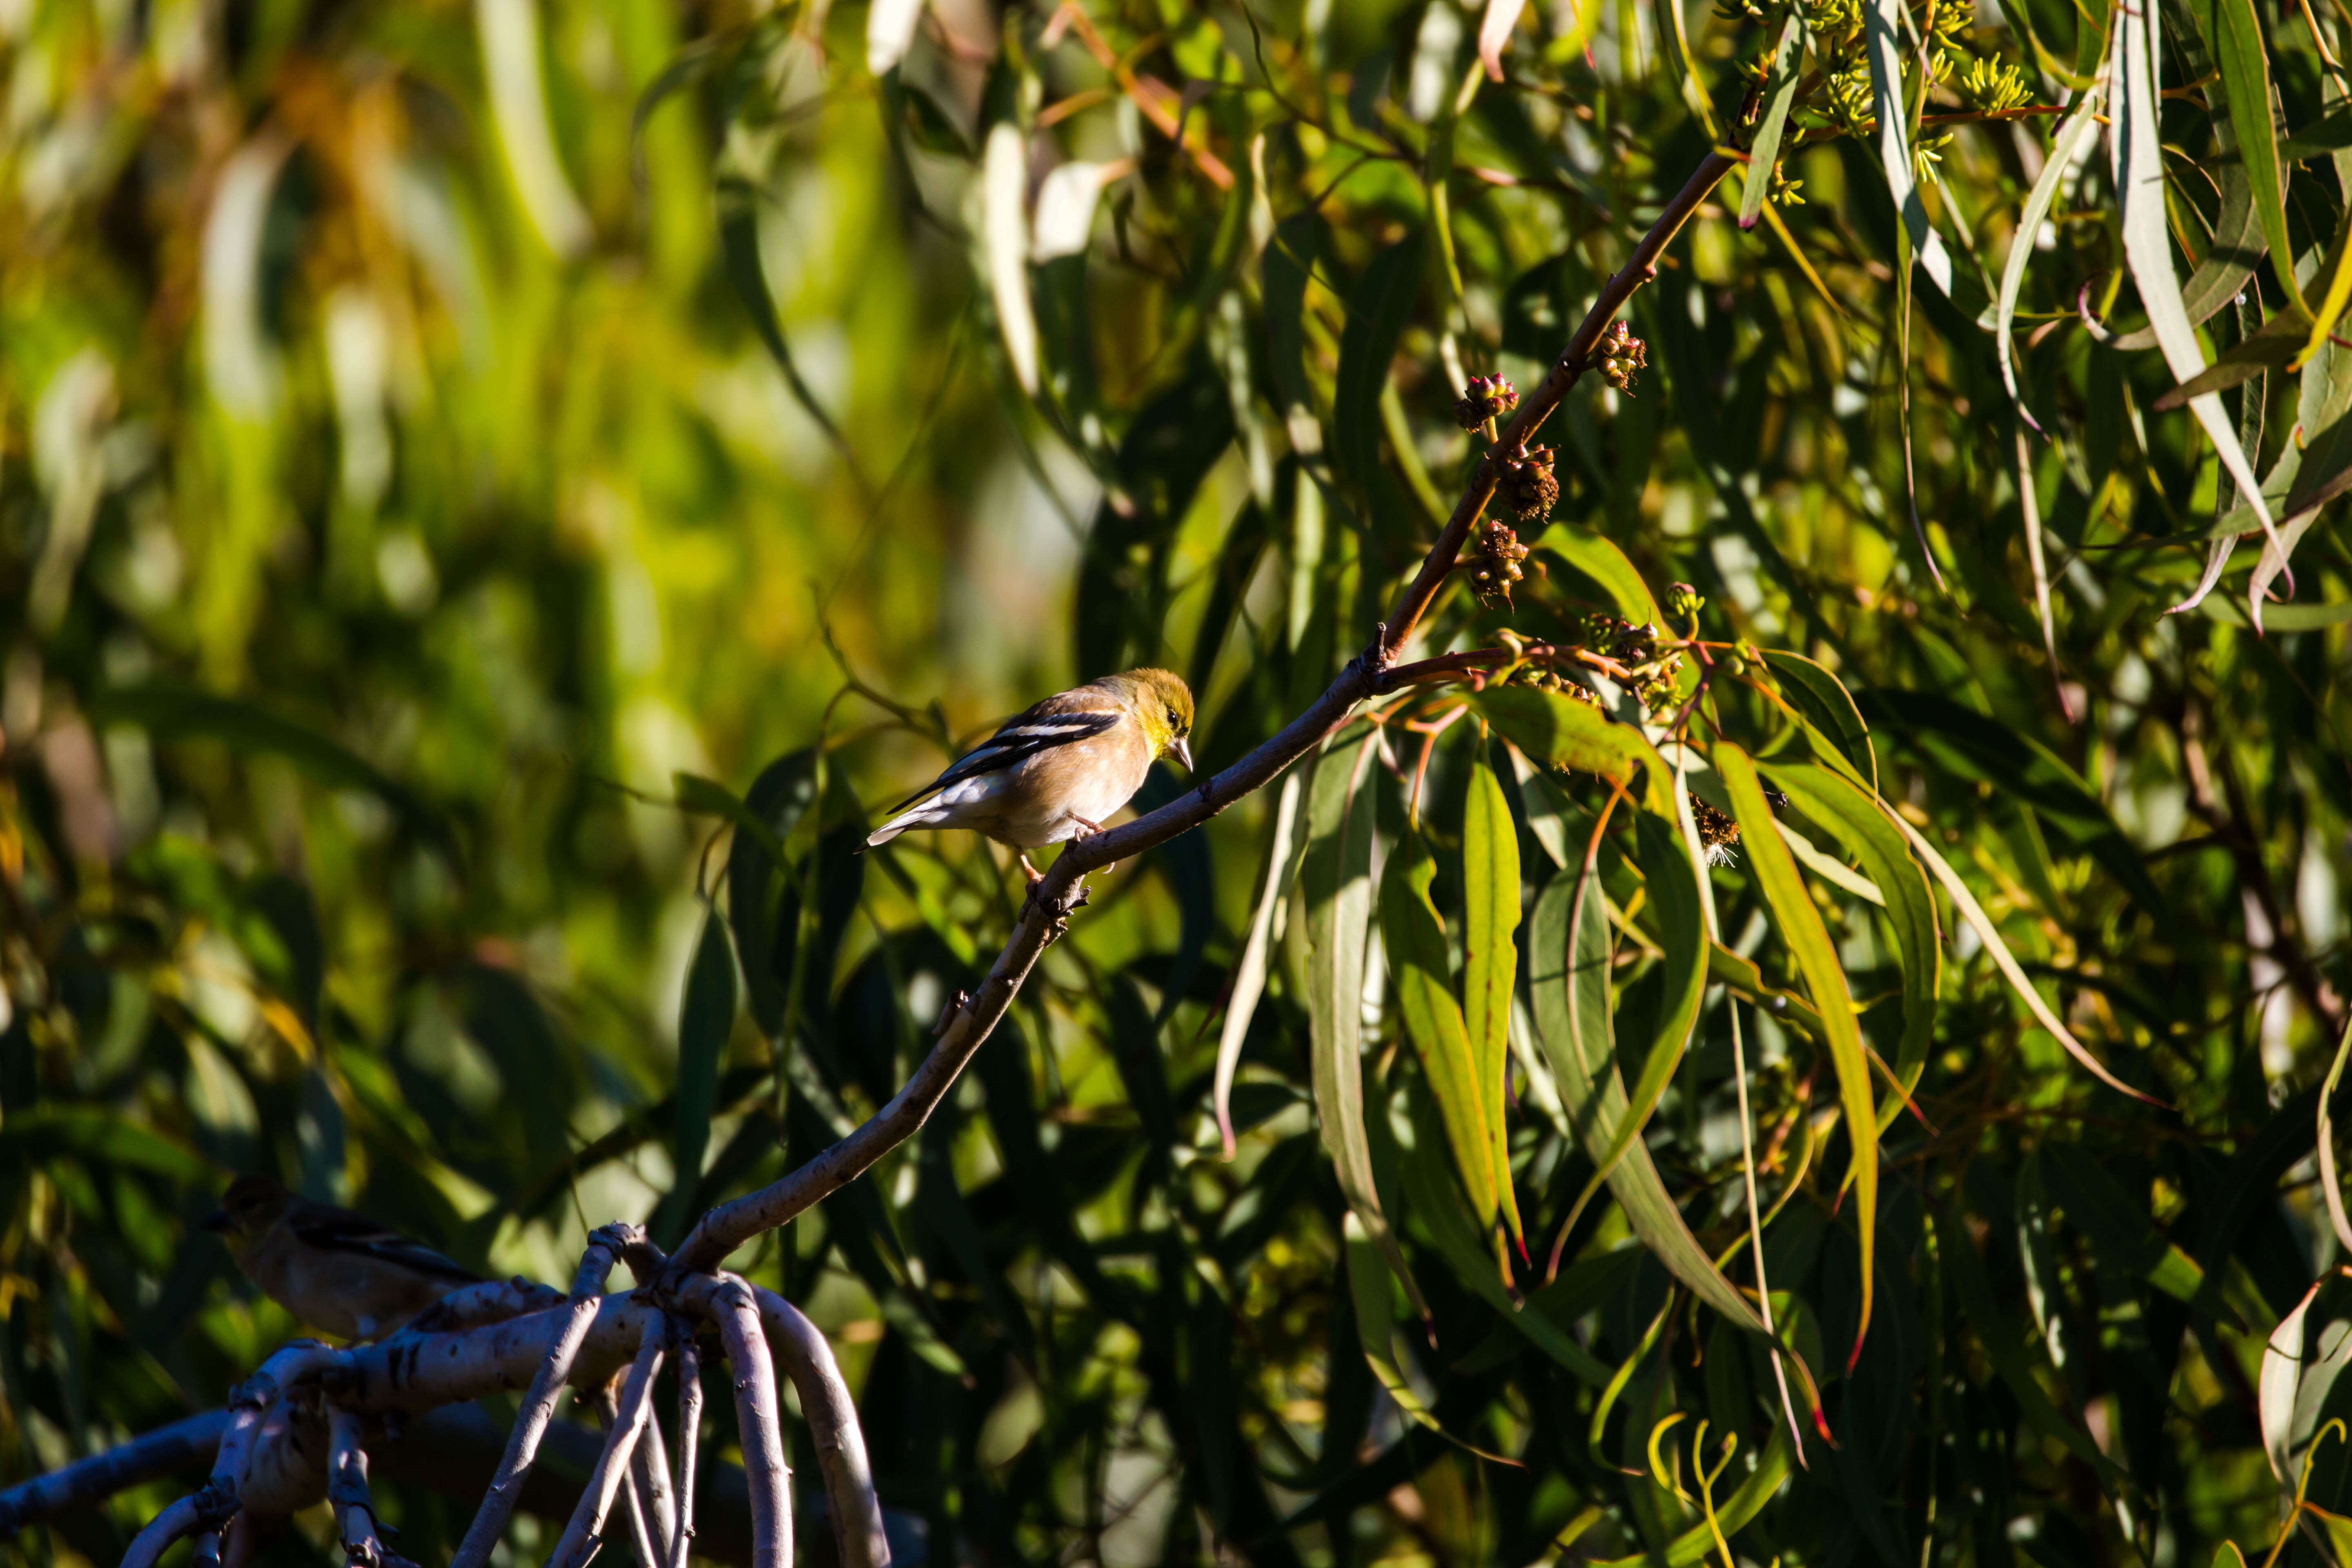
751, 1286, 889, 1568
450, 1224, 635, 1568
0, 1410, 230, 1534
686, 1276, 792, 1568
670, 146, 1740, 1278
546, 1317, 668, 1568
120, 1494, 205, 1568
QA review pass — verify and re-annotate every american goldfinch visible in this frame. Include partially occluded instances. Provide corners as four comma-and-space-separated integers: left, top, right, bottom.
204, 1176, 481, 1341
866, 668, 1196, 880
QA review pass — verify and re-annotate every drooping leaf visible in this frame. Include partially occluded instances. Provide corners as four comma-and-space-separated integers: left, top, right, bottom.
1998, 85, 2105, 427
1555, 813, 1708, 1228
1213, 770, 1308, 1159
1863, 0, 1981, 315
657, 911, 737, 1248
1461, 746, 1524, 1247
1717, 741, 1875, 1365
1382, 830, 1501, 1238
1887, 808, 2158, 1102
2110, 0, 2286, 593
1740, 13, 1808, 230
1305, 732, 1426, 1314
2194, 0, 2305, 315
1760, 650, 1876, 790
1760, 760, 1940, 1129
1471, 686, 1661, 799
1530, 859, 1813, 1400
1536, 523, 1666, 626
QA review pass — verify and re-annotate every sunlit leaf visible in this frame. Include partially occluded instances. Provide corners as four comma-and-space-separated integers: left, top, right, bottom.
1306, 733, 1426, 1315
1382, 830, 1501, 1239
1460, 746, 1523, 1248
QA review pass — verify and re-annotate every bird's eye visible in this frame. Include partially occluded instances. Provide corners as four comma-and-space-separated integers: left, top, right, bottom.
1166, 706, 1183, 732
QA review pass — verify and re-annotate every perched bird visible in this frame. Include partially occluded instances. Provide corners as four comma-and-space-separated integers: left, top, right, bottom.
866, 668, 1196, 880
204, 1176, 482, 1341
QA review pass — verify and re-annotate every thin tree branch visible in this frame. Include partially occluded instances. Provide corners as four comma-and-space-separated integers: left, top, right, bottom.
598, 1384, 666, 1568
546, 1315, 669, 1568
669, 146, 1740, 1280
751, 1285, 889, 1568
632, 1394, 679, 1568
450, 1224, 636, 1568
670, 1332, 704, 1568
0, 1410, 230, 1533
120, 1494, 207, 1568
327, 1408, 409, 1568
688, 1276, 792, 1568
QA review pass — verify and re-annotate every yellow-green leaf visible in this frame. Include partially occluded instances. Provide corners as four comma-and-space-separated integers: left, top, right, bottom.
1382, 830, 1501, 1237
1461, 745, 1524, 1248
1717, 740, 1878, 1367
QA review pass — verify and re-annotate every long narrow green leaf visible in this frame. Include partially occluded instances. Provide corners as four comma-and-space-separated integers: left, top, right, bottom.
1760, 760, 1940, 1131
2199, 0, 2303, 313
1472, 686, 1670, 813
1998, 84, 2105, 428
1717, 741, 1876, 1366
1530, 866, 1797, 1363
1739, 13, 1808, 229
1863, 0, 1974, 312
1383, 831, 1501, 1237
1213, 770, 1308, 1159
1534, 524, 1666, 625
2110, 0, 2286, 600
1761, 649, 1875, 790
1396, 1085, 1608, 1383
1306, 735, 1428, 1315
1556, 813, 1708, 1225
1461, 747, 1524, 1247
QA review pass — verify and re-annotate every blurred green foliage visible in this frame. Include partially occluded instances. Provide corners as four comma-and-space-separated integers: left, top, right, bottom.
13, 0, 2352, 1565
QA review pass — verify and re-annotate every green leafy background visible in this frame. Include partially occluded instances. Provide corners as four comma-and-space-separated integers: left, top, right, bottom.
9, 0, 2352, 1565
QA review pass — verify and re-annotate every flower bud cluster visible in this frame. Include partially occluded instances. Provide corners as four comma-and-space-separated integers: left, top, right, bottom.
1580, 611, 1686, 715
1471, 519, 1531, 609
1454, 374, 1518, 432
1598, 321, 1648, 393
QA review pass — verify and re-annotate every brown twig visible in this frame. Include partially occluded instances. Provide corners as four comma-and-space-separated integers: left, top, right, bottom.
752, 1285, 891, 1568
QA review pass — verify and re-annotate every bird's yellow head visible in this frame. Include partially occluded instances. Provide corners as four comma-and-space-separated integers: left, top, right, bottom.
1121, 668, 1196, 772
204, 1176, 290, 1246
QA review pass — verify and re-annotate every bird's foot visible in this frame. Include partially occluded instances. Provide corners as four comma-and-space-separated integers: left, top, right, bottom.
1019, 852, 1044, 883
1070, 818, 1116, 875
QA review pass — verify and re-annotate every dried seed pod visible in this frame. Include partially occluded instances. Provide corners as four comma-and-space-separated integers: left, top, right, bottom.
1500, 446, 1559, 522
1691, 799, 1740, 866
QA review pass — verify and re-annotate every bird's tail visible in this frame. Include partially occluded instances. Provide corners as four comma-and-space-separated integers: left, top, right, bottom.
865, 802, 950, 848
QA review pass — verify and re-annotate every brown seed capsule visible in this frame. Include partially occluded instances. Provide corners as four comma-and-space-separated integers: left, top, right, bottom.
1454, 373, 1520, 432
1690, 799, 1741, 866
1501, 447, 1559, 522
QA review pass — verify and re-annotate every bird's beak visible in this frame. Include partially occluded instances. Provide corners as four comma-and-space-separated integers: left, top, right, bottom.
201, 1208, 231, 1233
1172, 736, 1194, 773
